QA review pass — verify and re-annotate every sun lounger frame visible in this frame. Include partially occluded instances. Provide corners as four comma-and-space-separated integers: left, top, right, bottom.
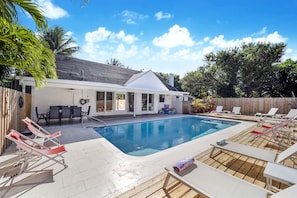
210, 141, 297, 164
163, 161, 273, 198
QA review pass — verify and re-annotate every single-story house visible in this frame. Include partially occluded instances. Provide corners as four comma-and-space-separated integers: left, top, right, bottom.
17, 55, 189, 121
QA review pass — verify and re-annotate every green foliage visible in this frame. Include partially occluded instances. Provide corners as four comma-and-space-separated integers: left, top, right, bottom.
0, 18, 57, 88
270, 59, 297, 96
106, 58, 126, 68
191, 96, 215, 112
239, 42, 286, 97
181, 42, 290, 97
40, 26, 80, 56
0, 0, 47, 30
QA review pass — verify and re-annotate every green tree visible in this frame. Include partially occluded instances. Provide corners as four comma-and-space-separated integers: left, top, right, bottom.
0, 0, 58, 88
40, 26, 80, 56
0, 18, 57, 88
204, 48, 241, 97
240, 42, 286, 97
270, 59, 297, 97
0, 0, 47, 29
180, 70, 208, 97
155, 72, 183, 91
182, 42, 287, 98
106, 58, 130, 68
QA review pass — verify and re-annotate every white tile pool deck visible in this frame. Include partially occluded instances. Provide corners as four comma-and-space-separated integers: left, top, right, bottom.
0, 114, 257, 198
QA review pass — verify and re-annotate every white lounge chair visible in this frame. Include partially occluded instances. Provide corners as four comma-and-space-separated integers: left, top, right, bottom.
210, 140, 297, 164
231, 106, 241, 115
212, 105, 223, 113
258, 109, 297, 126
270, 184, 297, 198
280, 109, 297, 119
163, 161, 273, 198
255, 108, 279, 118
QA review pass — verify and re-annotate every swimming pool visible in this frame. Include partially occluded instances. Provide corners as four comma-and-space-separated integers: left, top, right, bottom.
95, 116, 238, 156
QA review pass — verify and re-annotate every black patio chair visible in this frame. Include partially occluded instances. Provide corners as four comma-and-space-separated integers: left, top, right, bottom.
48, 107, 61, 125
35, 107, 47, 124
71, 106, 82, 121
61, 106, 71, 119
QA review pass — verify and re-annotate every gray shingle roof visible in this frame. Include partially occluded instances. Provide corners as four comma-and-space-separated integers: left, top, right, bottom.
55, 55, 141, 85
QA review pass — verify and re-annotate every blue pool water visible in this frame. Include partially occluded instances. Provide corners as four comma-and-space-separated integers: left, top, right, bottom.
95, 116, 238, 156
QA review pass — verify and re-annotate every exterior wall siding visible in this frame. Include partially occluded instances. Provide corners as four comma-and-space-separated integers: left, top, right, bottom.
31, 87, 182, 120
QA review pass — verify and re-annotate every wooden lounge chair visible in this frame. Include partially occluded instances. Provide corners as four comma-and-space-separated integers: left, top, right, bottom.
163, 161, 273, 198
22, 117, 61, 146
6, 129, 67, 170
255, 108, 279, 118
210, 140, 297, 165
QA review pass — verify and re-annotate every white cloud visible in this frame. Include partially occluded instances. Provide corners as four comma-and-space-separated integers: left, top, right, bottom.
283, 48, 297, 61
252, 27, 267, 36
116, 44, 138, 58
254, 31, 287, 43
209, 31, 286, 49
155, 11, 173, 20
210, 35, 242, 48
203, 37, 210, 42
85, 27, 111, 42
120, 10, 149, 25
152, 24, 195, 48
65, 31, 73, 37
112, 30, 138, 44
36, 0, 68, 19
83, 27, 139, 63
203, 46, 214, 55
85, 27, 138, 45
81, 24, 291, 77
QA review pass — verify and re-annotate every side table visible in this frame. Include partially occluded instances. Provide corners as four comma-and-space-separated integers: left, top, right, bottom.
264, 162, 297, 191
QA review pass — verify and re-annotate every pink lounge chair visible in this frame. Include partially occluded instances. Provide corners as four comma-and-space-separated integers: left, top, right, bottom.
22, 117, 61, 145
6, 129, 67, 170
250, 117, 296, 146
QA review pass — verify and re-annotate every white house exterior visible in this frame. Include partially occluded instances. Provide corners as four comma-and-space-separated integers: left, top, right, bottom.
18, 55, 189, 120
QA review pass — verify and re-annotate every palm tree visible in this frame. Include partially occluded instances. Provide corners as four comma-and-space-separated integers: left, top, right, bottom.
0, 0, 47, 29
0, 17, 57, 88
0, 0, 57, 88
106, 58, 126, 68
40, 26, 80, 56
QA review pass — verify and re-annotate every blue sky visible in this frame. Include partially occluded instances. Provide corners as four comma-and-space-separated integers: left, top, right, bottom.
20, 0, 297, 77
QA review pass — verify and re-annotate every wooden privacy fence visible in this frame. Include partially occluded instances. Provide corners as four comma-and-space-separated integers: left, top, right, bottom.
0, 87, 31, 155
212, 97, 297, 115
